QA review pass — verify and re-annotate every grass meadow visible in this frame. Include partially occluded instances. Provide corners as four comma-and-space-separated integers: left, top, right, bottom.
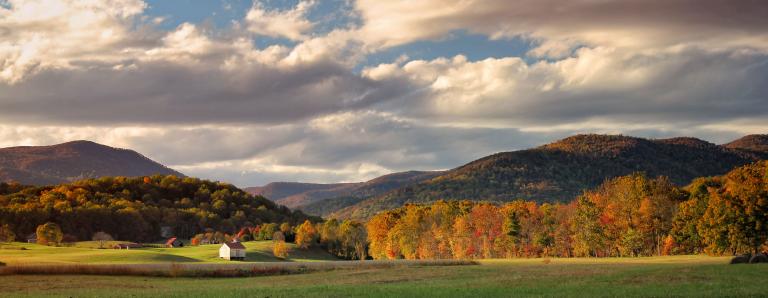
0, 253, 766, 297
0, 241, 337, 264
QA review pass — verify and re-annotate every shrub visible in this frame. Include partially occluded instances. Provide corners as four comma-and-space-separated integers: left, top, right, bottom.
730, 254, 750, 264
749, 253, 767, 264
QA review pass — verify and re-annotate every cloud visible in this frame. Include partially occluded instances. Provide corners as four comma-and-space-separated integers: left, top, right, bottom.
0, 116, 555, 186
0, 0, 150, 83
354, 0, 768, 54
245, 0, 315, 41
0, 0, 766, 186
365, 47, 768, 128
0, 1, 395, 125
1, 110, 761, 187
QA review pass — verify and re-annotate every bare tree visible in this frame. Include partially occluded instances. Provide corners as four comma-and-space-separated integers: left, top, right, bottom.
92, 231, 114, 249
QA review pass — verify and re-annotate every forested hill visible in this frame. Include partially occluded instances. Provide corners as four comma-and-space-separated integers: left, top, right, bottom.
0, 140, 183, 185
335, 134, 768, 219
246, 170, 443, 213
0, 175, 315, 242
724, 134, 768, 159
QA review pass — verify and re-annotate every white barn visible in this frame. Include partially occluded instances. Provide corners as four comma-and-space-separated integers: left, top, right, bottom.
219, 240, 246, 260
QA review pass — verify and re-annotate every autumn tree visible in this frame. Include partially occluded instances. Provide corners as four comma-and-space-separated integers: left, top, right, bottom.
280, 222, 293, 240
319, 219, 340, 256
36, 222, 63, 246
271, 231, 284, 242
339, 220, 367, 260
295, 220, 317, 249
390, 206, 424, 259
367, 211, 399, 260
699, 161, 768, 254
451, 215, 475, 259
273, 239, 289, 259
671, 178, 720, 254
0, 224, 15, 243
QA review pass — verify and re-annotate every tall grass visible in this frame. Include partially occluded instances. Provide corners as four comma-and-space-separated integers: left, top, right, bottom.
0, 259, 476, 278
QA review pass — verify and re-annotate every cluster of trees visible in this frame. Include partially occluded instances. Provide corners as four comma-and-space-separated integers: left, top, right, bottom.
671, 161, 768, 255
291, 219, 367, 260
190, 222, 297, 245
0, 175, 316, 242
366, 161, 768, 259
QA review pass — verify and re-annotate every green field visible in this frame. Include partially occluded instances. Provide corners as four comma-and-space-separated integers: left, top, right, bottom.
0, 255, 766, 297
0, 241, 338, 265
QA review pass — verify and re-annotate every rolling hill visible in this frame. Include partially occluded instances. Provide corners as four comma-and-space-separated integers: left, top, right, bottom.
723, 134, 768, 159
333, 134, 768, 219
0, 140, 183, 185
245, 170, 443, 214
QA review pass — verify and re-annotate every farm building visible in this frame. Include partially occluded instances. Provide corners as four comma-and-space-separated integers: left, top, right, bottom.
219, 240, 246, 260
165, 237, 184, 247
26, 233, 37, 243
113, 243, 143, 250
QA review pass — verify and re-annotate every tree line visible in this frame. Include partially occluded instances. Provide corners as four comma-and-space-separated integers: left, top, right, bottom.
1, 161, 764, 261
365, 161, 768, 259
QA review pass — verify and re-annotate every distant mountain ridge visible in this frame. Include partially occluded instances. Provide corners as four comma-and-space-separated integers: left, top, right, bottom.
724, 134, 768, 159
0, 140, 183, 185
245, 170, 444, 214
332, 134, 768, 219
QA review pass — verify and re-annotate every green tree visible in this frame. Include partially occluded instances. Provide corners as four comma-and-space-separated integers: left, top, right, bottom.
572, 197, 604, 257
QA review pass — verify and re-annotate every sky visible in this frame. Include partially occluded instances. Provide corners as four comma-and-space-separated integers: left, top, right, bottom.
0, 0, 767, 187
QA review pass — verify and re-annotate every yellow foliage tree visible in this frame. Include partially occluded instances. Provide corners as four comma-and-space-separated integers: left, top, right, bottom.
295, 220, 317, 249
273, 240, 289, 259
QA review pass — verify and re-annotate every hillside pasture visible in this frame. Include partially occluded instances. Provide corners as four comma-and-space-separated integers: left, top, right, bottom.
0, 241, 338, 265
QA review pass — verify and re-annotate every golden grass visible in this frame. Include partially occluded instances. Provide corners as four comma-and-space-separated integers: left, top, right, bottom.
0, 259, 477, 278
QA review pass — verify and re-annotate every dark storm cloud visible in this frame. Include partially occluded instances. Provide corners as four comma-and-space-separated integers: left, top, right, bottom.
0, 60, 414, 125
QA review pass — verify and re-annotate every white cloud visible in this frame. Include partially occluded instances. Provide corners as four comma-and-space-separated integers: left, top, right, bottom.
354, 0, 768, 54
365, 46, 768, 127
245, 0, 315, 41
0, 0, 148, 83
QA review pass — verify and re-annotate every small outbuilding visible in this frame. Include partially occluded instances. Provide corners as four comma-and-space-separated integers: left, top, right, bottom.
219, 240, 246, 260
26, 233, 37, 243
165, 237, 184, 248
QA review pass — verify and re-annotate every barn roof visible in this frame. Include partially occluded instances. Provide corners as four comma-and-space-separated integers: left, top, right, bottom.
223, 241, 246, 249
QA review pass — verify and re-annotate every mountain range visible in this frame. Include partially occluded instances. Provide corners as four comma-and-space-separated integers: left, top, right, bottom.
0, 140, 183, 185
1, 134, 765, 220
245, 170, 444, 212
251, 134, 768, 219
